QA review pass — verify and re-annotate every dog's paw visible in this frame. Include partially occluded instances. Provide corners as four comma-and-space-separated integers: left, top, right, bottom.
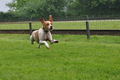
53, 40, 59, 43
55, 40, 59, 43
46, 46, 50, 49
50, 40, 59, 44
37, 45, 41, 48
30, 42, 34, 44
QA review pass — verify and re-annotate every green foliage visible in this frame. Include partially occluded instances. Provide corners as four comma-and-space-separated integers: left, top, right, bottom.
6, 0, 67, 19
88, 0, 120, 15
6, 0, 31, 10
0, 34, 120, 80
0, 11, 28, 22
0, 0, 119, 21
67, 0, 120, 16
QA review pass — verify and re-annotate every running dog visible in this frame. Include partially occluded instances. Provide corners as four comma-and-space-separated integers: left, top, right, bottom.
30, 15, 58, 49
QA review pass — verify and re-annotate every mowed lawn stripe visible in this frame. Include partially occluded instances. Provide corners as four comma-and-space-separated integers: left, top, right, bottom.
0, 34, 120, 80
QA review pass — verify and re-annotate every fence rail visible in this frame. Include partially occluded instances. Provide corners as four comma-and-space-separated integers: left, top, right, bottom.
0, 29, 120, 36
0, 15, 120, 36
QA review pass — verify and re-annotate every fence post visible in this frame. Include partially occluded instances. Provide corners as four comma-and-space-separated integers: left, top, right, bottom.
86, 15, 90, 39
29, 20, 32, 36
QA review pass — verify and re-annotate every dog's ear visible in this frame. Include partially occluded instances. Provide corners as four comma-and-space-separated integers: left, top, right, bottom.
49, 15, 53, 22
40, 18, 45, 23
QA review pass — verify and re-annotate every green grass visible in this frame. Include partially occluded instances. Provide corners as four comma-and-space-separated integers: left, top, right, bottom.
0, 21, 120, 30
0, 34, 120, 80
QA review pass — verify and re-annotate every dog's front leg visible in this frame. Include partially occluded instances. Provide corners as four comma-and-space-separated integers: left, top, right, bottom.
48, 33, 58, 44
50, 40, 59, 44
39, 41, 50, 49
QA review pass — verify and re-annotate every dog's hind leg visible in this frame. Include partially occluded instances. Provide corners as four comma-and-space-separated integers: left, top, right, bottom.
30, 35, 35, 44
37, 44, 41, 48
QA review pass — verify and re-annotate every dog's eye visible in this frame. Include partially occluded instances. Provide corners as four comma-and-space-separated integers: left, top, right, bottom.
46, 23, 49, 25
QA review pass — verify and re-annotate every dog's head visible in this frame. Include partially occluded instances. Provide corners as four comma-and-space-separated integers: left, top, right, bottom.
40, 15, 53, 31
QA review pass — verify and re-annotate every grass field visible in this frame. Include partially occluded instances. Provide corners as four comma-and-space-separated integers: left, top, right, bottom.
0, 20, 120, 30
0, 34, 120, 80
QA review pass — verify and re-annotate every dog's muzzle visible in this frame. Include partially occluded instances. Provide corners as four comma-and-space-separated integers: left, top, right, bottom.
50, 26, 53, 31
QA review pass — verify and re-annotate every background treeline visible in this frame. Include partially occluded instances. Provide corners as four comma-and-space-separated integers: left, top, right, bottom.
0, 0, 120, 22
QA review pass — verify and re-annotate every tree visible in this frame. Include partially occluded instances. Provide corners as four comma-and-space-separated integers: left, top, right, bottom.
6, 0, 67, 19
6, 0, 31, 11
67, 0, 120, 16
6, 0, 120, 20
88, 0, 120, 16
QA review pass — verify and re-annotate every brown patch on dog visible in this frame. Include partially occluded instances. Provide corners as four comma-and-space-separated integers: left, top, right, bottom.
40, 18, 45, 23
35, 30, 39, 41
49, 15, 53, 22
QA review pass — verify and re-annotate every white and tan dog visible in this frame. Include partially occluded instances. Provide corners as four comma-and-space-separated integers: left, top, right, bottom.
30, 15, 58, 49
